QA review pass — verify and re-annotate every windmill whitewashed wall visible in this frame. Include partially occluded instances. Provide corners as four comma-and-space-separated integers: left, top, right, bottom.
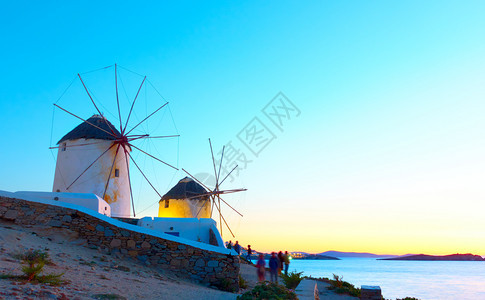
52, 115, 131, 217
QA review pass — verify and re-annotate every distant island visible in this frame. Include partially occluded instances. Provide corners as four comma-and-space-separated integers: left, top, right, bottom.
294, 254, 340, 260
319, 250, 395, 259
287, 252, 339, 260
380, 253, 485, 261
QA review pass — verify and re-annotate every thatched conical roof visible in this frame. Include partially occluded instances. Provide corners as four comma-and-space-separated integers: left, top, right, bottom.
58, 115, 120, 144
161, 177, 209, 201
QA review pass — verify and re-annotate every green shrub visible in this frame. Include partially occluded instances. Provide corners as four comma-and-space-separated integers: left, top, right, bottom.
280, 271, 304, 290
239, 274, 248, 289
9, 249, 65, 285
327, 274, 360, 297
36, 273, 65, 285
237, 282, 297, 300
12, 249, 51, 281
220, 278, 236, 292
332, 273, 343, 288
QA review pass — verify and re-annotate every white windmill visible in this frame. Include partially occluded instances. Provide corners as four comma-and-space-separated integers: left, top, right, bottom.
50, 64, 179, 218
180, 139, 247, 238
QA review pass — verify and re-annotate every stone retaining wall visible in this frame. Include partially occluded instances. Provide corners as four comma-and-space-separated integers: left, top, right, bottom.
0, 196, 239, 291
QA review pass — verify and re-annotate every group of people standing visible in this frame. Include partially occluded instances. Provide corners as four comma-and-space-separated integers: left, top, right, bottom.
227, 240, 253, 263
226, 241, 291, 283
256, 251, 291, 283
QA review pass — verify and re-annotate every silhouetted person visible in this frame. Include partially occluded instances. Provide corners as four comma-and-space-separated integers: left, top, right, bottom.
246, 245, 252, 263
226, 240, 232, 249
277, 251, 284, 275
256, 253, 265, 282
234, 241, 241, 255
284, 251, 290, 275
269, 252, 279, 283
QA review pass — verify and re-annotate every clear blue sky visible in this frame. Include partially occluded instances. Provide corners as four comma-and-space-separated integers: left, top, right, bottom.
1, 1, 485, 254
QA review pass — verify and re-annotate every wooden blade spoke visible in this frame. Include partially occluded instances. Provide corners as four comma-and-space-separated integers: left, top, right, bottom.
218, 188, 247, 195
125, 102, 168, 136
129, 144, 178, 170
127, 135, 149, 142
122, 145, 136, 217
184, 189, 246, 200
185, 192, 213, 200
123, 76, 146, 135
219, 164, 238, 187
78, 73, 117, 136
54, 104, 117, 138
49, 140, 107, 149
194, 197, 211, 218
209, 138, 219, 185
210, 195, 215, 218
212, 198, 223, 236
181, 168, 213, 192
217, 146, 225, 187
219, 197, 222, 235
115, 64, 123, 132
214, 197, 235, 238
128, 135, 180, 140
217, 195, 243, 217
126, 151, 163, 199
127, 134, 150, 137
66, 143, 115, 190
102, 144, 121, 200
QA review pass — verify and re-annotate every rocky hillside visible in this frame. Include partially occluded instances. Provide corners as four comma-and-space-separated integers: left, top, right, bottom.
0, 220, 238, 299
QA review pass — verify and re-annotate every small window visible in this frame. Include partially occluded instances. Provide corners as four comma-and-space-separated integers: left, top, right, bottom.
115, 169, 120, 177
165, 199, 169, 208
61, 143, 67, 151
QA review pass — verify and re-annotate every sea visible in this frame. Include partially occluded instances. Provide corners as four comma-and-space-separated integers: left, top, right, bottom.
281, 258, 485, 300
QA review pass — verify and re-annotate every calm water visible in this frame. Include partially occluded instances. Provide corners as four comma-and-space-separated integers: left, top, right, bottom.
283, 258, 485, 300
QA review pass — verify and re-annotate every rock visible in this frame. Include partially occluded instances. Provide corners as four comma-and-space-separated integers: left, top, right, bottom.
111, 265, 130, 272
62, 215, 72, 223
207, 260, 219, 268
104, 228, 114, 237
170, 259, 181, 266
361, 285, 382, 300
48, 220, 62, 227
141, 241, 151, 249
127, 240, 136, 249
4, 210, 18, 220
110, 239, 122, 248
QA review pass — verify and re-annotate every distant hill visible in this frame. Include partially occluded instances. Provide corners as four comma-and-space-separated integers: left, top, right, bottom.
319, 250, 396, 259
381, 253, 485, 261
294, 254, 340, 260
286, 252, 339, 260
